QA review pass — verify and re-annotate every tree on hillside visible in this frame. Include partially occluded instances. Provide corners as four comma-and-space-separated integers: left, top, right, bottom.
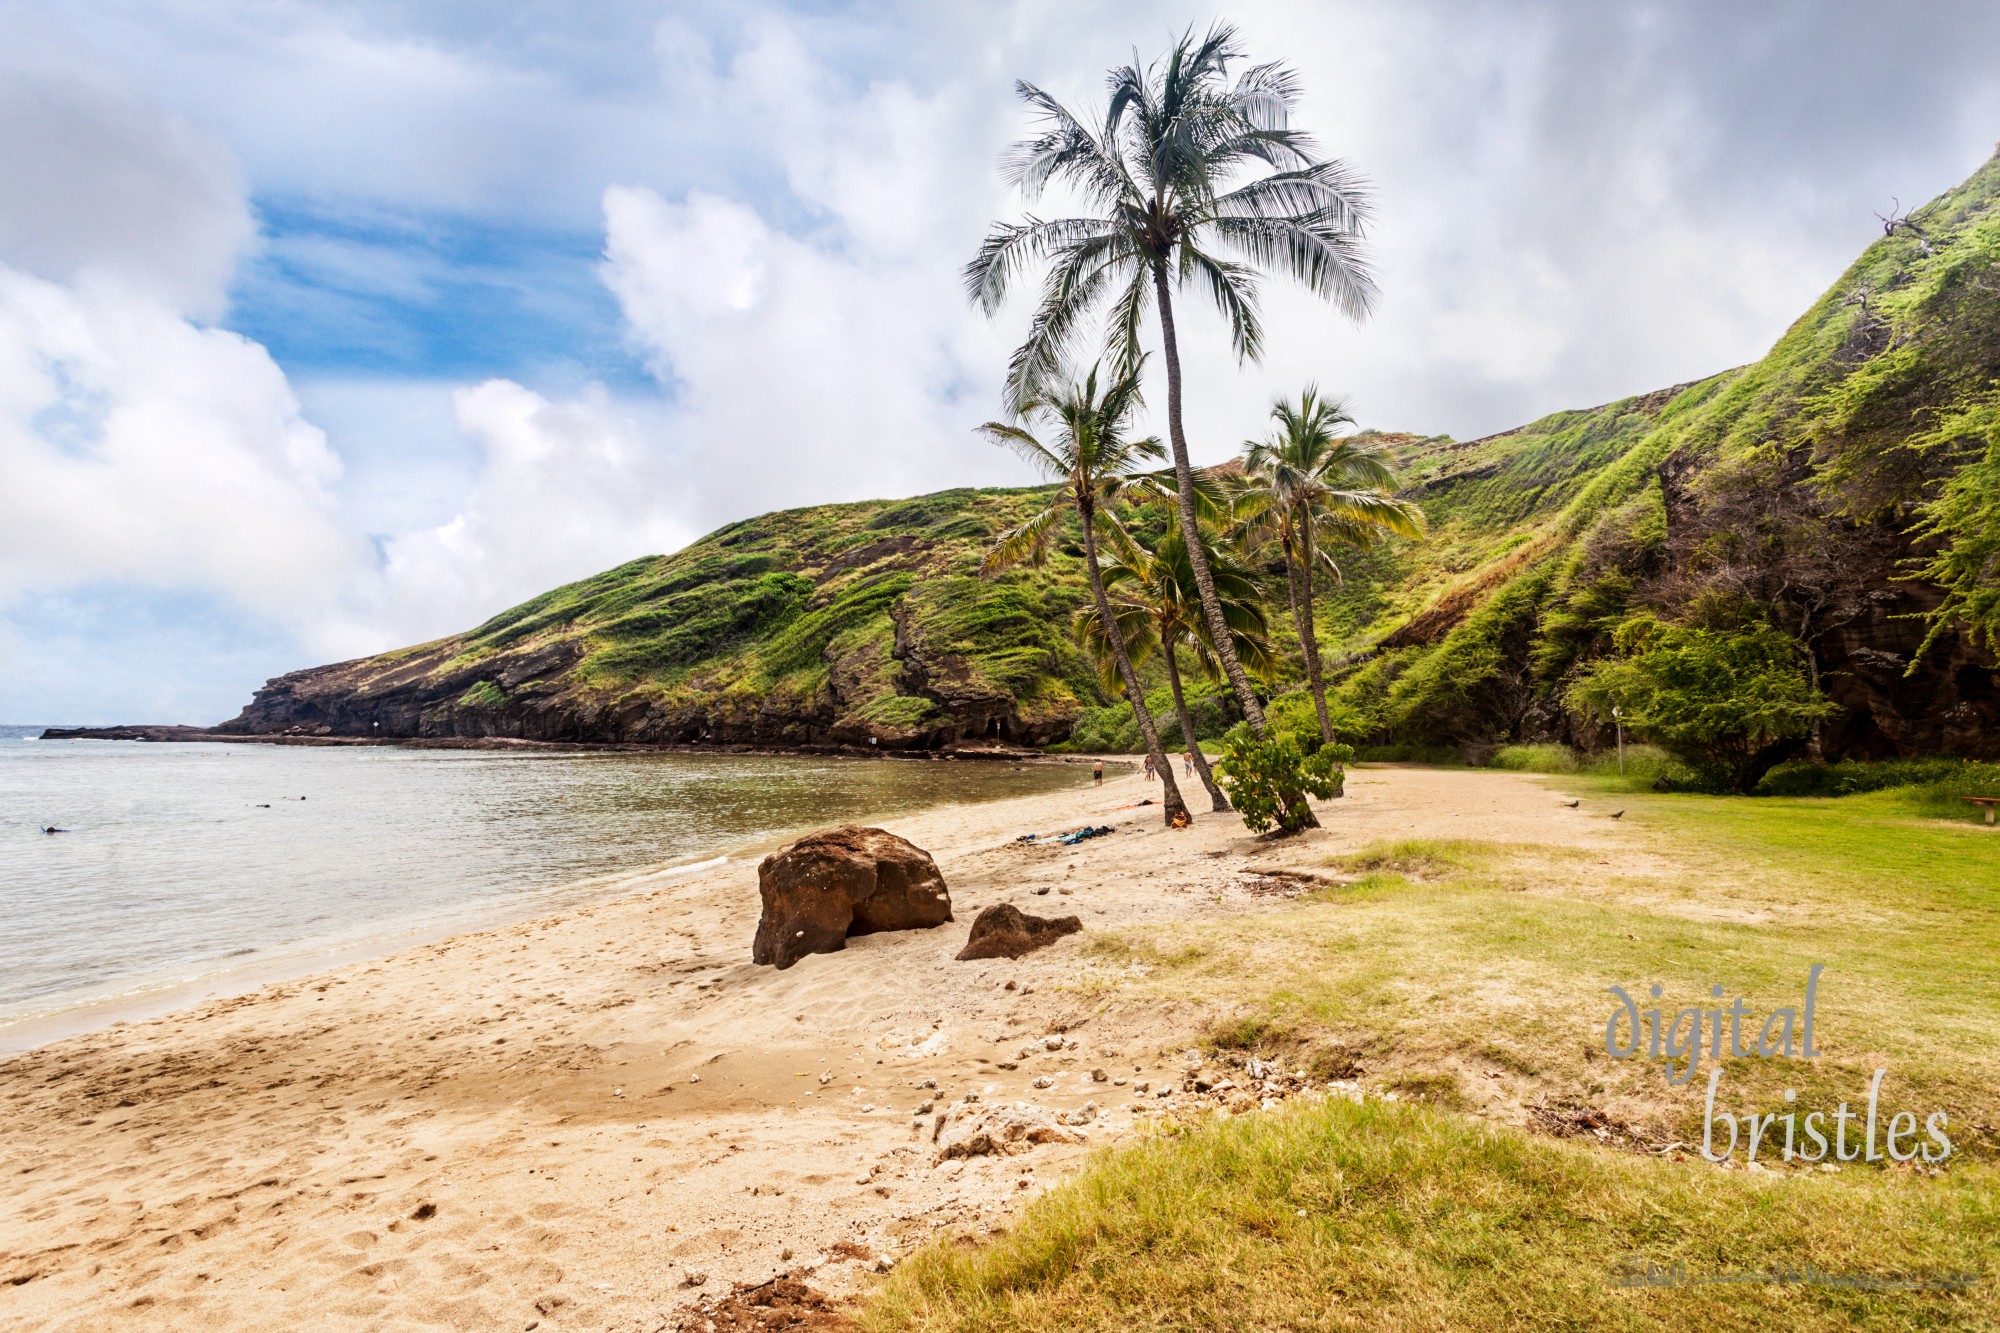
966, 22, 1377, 739
978, 366, 1194, 828
1074, 517, 1278, 811
1565, 615, 1838, 793
1238, 389, 1426, 742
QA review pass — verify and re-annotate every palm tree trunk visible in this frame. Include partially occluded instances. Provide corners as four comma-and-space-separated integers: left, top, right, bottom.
1152, 263, 1266, 735
1162, 646, 1230, 811
1080, 503, 1190, 828
1292, 547, 1334, 744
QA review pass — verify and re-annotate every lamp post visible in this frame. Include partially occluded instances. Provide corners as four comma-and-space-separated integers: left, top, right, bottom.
1612, 706, 1624, 778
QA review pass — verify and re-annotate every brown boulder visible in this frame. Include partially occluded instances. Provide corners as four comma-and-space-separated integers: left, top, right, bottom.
752, 825, 952, 969
955, 902, 1081, 961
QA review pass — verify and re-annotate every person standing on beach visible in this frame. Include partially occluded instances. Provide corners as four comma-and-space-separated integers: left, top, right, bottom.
1092, 759, 1104, 786
1183, 750, 1195, 776
1144, 753, 1155, 781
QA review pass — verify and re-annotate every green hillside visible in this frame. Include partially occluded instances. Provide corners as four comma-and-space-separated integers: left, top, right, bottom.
222, 150, 1999, 760
1311, 147, 2000, 761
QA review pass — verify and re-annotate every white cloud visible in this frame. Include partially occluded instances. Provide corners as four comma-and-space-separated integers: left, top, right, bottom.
602, 185, 1022, 521
316, 379, 694, 657
0, 72, 253, 317
0, 266, 355, 615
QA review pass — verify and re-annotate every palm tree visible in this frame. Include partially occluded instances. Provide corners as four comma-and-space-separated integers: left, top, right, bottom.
979, 367, 1193, 828
1238, 388, 1426, 742
966, 22, 1376, 738
1076, 518, 1278, 811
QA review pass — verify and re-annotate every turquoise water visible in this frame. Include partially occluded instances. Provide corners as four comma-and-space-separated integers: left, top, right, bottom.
0, 728, 1089, 1046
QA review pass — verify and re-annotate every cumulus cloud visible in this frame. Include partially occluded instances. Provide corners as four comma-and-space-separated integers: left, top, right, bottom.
317, 379, 693, 657
0, 266, 355, 615
602, 186, 1013, 521
597, 19, 1024, 520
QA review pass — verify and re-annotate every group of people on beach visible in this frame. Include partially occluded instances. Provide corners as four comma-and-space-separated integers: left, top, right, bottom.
1088, 750, 1198, 786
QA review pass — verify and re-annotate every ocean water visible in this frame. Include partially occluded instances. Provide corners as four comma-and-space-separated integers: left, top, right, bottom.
0, 727, 1092, 1049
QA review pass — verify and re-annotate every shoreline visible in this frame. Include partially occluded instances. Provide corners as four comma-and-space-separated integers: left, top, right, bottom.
0, 754, 1126, 1059
34, 724, 1073, 763
0, 849, 743, 1059
0, 765, 1621, 1331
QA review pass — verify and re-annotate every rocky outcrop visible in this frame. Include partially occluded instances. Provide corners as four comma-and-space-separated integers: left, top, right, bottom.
955, 903, 1082, 961
751, 826, 952, 970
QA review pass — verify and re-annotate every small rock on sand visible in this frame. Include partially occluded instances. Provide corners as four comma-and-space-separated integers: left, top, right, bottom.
933, 1101, 1087, 1159
955, 903, 1081, 961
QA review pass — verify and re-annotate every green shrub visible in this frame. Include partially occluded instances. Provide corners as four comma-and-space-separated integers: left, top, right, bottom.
1265, 689, 1368, 742
1487, 743, 1582, 773
1757, 756, 1989, 797
456, 679, 506, 709
1566, 615, 1835, 792
1052, 685, 1237, 753
1216, 724, 1354, 834
1484, 742, 1705, 791
1757, 757, 2000, 821
1576, 743, 1704, 791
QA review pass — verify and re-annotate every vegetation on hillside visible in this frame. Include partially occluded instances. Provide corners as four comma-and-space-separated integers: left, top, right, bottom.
1308, 150, 2000, 764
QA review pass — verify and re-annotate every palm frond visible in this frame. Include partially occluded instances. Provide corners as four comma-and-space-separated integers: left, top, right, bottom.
1213, 159, 1372, 232
981, 504, 1066, 575
974, 420, 1067, 479
1210, 213, 1378, 320
1003, 236, 1133, 414
1178, 242, 1263, 363
1004, 82, 1131, 207
964, 216, 1117, 314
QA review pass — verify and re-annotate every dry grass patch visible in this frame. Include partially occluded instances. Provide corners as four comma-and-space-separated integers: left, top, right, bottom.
864, 1095, 1995, 1332
877, 787, 2000, 1330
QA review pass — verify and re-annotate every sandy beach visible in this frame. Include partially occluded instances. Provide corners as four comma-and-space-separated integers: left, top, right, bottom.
0, 764, 1623, 1331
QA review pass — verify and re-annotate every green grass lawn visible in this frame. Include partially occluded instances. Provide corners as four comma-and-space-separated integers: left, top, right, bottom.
861, 784, 2000, 1331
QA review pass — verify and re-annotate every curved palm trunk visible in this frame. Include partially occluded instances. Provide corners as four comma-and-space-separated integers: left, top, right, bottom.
1152, 263, 1267, 735
1079, 503, 1190, 828
1290, 544, 1334, 744
1162, 646, 1230, 811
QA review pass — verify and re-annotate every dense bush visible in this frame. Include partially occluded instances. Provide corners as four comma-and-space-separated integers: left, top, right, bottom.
1353, 744, 1461, 765
1487, 743, 1582, 773
1566, 615, 1835, 793
1756, 757, 2000, 820
1216, 724, 1354, 834
1486, 742, 1706, 791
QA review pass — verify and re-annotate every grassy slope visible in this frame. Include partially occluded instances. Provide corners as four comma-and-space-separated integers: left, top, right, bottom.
408, 486, 1116, 742
862, 785, 2000, 1330
1322, 148, 2000, 749
299, 153, 1995, 753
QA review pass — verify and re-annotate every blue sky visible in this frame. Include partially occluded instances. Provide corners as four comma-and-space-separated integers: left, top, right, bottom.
4, 1, 2000, 723
233, 201, 650, 389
